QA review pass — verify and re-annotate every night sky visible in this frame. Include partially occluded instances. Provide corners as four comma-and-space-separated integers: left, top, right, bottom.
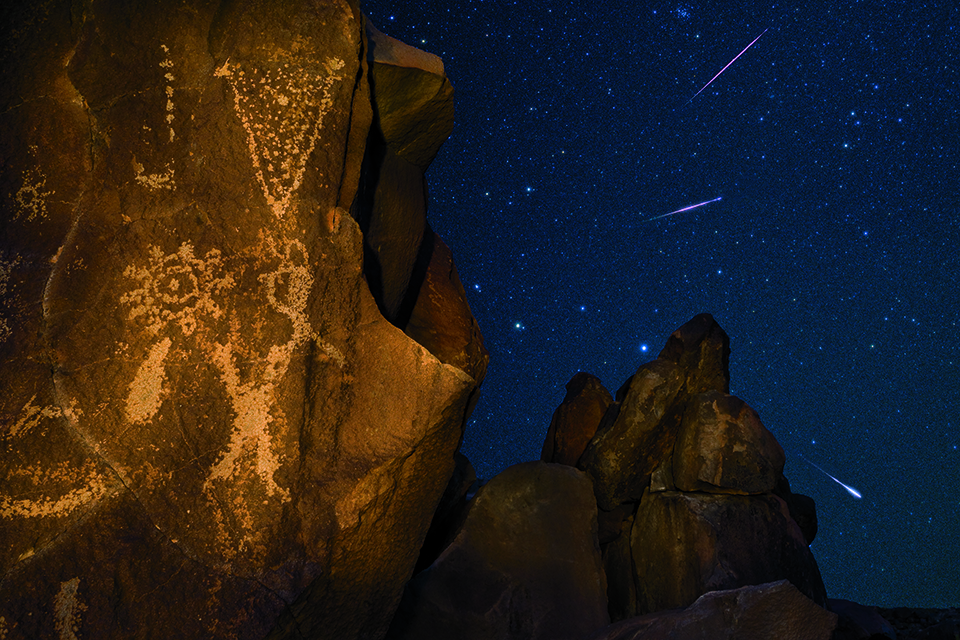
362, 1, 959, 607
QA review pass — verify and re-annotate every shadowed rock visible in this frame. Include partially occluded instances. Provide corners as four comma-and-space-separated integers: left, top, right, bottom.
358, 20, 455, 324
631, 490, 828, 614
774, 475, 819, 545
829, 599, 897, 640
579, 359, 685, 511
588, 580, 837, 640
388, 462, 609, 640
542, 372, 613, 466
657, 312, 730, 395
672, 390, 785, 495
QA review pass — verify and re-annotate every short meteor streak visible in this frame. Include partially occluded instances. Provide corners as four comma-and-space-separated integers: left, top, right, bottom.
646, 196, 721, 221
688, 28, 769, 103
800, 455, 862, 499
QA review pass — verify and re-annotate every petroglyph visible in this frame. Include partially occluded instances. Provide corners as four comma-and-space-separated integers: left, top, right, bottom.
216, 57, 345, 217
257, 235, 345, 366
160, 44, 176, 143
126, 337, 172, 424
133, 157, 175, 191
54, 577, 85, 640
0, 255, 19, 343
132, 45, 179, 190
120, 243, 234, 338
14, 150, 53, 221
7, 393, 62, 439
0, 460, 111, 519
258, 236, 315, 343
204, 340, 289, 501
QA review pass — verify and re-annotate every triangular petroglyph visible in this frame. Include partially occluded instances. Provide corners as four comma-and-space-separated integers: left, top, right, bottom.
216, 57, 345, 218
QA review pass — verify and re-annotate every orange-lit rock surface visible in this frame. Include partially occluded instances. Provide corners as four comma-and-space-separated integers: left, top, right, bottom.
0, 2, 484, 638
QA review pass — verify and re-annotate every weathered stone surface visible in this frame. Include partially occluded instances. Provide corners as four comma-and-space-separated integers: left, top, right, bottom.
357, 21, 456, 324
603, 514, 638, 623
774, 475, 819, 545
829, 599, 897, 640
588, 580, 837, 640
631, 490, 828, 614
402, 228, 489, 386
672, 390, 785, 495
1, 2, 478, 638
657, 313, 730, 396
542, 372, 612, 466
579, 359, 685, 511
366, 21, 454, 171
388, 462, 609, 640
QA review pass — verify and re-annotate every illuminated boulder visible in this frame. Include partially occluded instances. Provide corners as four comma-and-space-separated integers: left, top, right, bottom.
0, 1, 482, 638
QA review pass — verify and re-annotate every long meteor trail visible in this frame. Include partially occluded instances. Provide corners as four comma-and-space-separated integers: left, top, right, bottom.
646, 196, 721, 221
800, 455, 862, 499
688, 28, 769, 103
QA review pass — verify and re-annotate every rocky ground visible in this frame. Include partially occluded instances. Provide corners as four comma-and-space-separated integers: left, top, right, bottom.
876, 607, 960, 640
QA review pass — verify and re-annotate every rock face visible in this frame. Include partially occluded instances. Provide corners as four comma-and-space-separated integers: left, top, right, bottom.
541, 372, 612, 466
632, 491, 827, 613
0, 2, 484, 639
575, 314, 826, 619
672, 390, 785, 495
588, 580, 838, 640
388, 462, 610, 640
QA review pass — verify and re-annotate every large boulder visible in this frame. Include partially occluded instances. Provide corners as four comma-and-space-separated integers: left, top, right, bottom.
672, 390, 785, 495
388, 462, 610, 640
656, 312, 730, 396
578, 359, 685, 511
541, 372, 612, 466
631, 490, 828, 614
0, 2, 481, 638
588, 580, 837, 640
357, 20, 455, 325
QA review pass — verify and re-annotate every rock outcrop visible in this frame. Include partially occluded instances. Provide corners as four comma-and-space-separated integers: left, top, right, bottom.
572, 314, 826, 618
0, 2, 484, 639
541, 371, 612, 466
388, 462, 609, 640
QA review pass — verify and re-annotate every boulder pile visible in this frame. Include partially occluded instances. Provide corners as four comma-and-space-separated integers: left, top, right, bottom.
391, 314, 833, 639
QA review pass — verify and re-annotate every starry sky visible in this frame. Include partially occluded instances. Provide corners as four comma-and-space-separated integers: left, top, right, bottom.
362, 1, 959, 607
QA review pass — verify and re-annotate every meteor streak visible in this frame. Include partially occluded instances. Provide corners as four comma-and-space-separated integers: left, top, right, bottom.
646, 196, 721, 221
800, 455, 862, 499
688, 28, 769, 103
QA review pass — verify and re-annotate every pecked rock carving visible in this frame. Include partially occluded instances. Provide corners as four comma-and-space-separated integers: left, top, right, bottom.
1, 1, 484, 638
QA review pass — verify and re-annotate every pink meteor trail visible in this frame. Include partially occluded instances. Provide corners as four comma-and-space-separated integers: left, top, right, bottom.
688, 28, 769, 103
647, 196, 721, 221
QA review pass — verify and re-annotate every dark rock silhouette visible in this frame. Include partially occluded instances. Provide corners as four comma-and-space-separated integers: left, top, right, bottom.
388, 462, 609, 640
541, 371, 612, 466
632, 490, 827, 613
0, 2, 483, 638
578, 358, 686, 511
588, 580, 837, 640
830, 599, 897, 639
